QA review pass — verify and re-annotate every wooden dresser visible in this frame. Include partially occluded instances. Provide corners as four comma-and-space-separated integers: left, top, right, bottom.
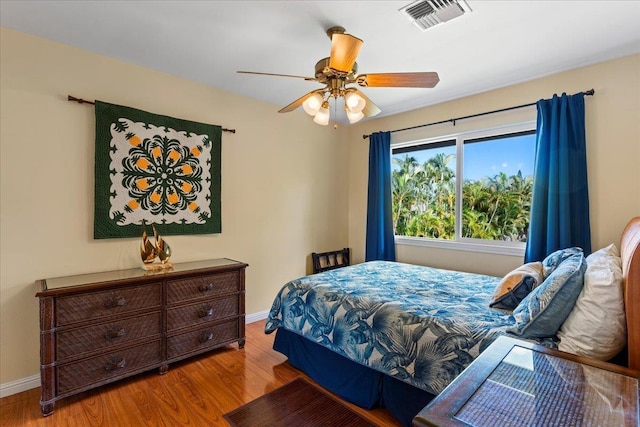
36, 258, 247, 416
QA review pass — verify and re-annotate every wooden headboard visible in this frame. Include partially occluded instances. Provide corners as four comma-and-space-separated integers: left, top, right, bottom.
620, 216, 640, 370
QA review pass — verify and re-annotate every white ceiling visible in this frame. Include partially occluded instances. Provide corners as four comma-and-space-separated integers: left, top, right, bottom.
2, 1, 639, 124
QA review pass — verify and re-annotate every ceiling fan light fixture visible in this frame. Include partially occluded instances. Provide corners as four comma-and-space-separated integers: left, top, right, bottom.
302, 93, 324, 116
345, 91, 366, 113
345, 107, 364, 124
313, 101, 331, 125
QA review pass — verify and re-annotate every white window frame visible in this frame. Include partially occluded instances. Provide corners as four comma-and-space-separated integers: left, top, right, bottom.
392, 121, 536, 256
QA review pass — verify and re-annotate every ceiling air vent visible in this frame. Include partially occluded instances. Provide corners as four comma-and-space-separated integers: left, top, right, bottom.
399, 0, 471, 31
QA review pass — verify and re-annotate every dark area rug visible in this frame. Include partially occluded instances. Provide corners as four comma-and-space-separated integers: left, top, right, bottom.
223, 378, 379, 427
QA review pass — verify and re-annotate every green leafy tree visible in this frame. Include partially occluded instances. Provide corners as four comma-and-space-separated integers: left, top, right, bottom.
392, 154, 532, 242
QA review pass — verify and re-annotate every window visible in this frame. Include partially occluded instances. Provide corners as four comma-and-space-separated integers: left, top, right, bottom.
391, 122, 536, 255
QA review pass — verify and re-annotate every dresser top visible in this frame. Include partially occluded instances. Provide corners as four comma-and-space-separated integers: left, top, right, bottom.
36, 258, 247, 294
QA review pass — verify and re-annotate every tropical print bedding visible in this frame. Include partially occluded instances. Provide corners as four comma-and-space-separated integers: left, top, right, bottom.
265, 261, 516, 395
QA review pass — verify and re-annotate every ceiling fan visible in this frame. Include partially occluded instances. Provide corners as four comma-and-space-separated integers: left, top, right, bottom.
237, 26, 440, 125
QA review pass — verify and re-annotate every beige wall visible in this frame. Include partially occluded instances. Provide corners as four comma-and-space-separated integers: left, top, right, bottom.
0, 28, 348, 384
346, 54, 640, 276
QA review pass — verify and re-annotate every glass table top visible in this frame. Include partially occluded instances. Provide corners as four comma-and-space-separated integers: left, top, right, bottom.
455, 345, 639, 427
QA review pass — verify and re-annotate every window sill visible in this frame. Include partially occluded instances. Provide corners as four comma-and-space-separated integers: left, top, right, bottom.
395, 236, 525, 257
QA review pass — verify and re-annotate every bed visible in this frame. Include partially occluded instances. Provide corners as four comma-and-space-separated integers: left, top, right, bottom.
265, 217, 640, 426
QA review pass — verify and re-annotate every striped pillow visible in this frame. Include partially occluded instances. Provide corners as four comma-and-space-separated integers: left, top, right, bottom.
489, 262, 544, 310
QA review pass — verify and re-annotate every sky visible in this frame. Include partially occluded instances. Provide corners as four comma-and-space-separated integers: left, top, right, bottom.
392, 133, 535, 181
465, 133, 535, 180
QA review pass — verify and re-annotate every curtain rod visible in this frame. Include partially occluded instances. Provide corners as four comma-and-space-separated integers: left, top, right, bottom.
362, 89, 594, 140
67, 95, 236, 134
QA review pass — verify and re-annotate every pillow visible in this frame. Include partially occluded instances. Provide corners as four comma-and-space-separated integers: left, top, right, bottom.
542, 247, 583, 277
557, 244, 626, 360
585, 243, 620, 265
489, 262, 544, 310
510, 253, 586, 338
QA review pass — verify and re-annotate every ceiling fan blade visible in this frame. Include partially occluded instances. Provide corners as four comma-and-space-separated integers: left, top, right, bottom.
356, 72, 440, 88
237, 70, 317, 81
278, 90, 324, 113
352, 89, 382, 117
329, 33, 363, 73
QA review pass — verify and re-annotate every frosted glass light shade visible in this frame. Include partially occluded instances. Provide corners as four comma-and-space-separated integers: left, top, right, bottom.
313, 102, 330, 125
345, 91, 366, 113
346, 109, 364, 124
302, 93, 323, 116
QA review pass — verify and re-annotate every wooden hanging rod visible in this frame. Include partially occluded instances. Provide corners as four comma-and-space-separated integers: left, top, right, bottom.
67, 95, 236, 134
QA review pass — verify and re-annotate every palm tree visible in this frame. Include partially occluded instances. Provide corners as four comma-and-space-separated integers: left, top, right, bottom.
392, 150, 532, 242
392, 156, 419, 234
426, 153, 455, 184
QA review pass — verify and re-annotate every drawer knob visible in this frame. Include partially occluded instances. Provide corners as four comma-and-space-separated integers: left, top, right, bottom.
199, 331, 213, 343
105, 296, 126, 309
199, 283, 214, 292
198, 307, 214, 318
105, 327, 126, 340
105, 357, 126, 372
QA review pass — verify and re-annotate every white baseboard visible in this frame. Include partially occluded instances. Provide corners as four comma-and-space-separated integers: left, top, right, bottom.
0, 310, 272, 399
0, 374, 40, 398
245, 309, 269, 324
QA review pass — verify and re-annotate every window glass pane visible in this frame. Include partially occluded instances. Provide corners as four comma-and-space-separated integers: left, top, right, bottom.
391, 141, 456, 239
462, 131, 535, 241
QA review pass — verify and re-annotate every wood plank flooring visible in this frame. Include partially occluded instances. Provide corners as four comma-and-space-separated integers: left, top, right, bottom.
0, 320, 402, 426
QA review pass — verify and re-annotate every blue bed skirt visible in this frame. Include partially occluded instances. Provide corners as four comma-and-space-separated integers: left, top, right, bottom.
273, 328, 435, 427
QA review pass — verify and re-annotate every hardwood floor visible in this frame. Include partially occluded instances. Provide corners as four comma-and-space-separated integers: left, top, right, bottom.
0, 320, 402, 426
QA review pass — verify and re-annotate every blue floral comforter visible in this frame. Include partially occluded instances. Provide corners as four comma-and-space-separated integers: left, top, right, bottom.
265, 261, 515, 394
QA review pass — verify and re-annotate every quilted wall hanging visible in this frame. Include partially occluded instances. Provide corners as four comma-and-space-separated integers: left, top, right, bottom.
94, 101, 221, 239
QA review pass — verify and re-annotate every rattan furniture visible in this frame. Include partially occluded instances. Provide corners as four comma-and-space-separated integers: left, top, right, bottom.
311, 248, 350, 274
413, 335, 639, 427
36, 258, 247, 416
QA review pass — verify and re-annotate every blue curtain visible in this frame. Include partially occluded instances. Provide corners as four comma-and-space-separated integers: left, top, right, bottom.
366, 131, 396, 261
525, 93, 591, 263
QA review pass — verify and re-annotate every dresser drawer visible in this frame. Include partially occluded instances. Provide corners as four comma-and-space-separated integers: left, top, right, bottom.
57, 340, 162, 394
167, 320, 239, 360
56, 312, 162, 361
167, 271, 240, 304
56, 283, 161, 326
167, 294, 239, 331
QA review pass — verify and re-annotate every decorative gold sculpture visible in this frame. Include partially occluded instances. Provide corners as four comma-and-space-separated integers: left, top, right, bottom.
140, 223, 173, 271
140, 226, 157, 263
153, 225, 172, 264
